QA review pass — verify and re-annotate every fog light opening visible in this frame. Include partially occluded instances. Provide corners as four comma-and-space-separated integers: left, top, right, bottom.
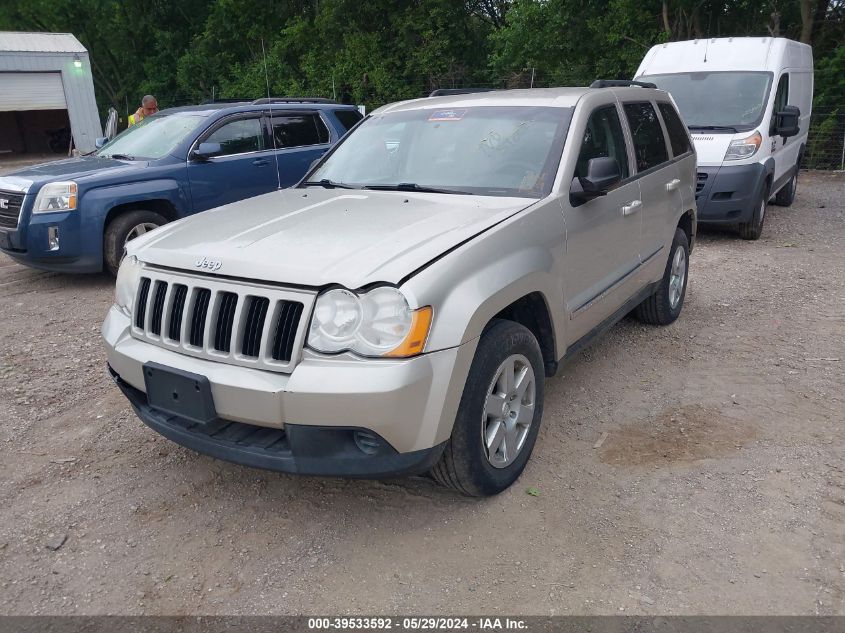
48, 226, 60, 251
353, 430, 382, 455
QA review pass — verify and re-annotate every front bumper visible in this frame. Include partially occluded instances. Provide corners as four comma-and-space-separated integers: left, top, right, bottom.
695, 163, 766, 225
103, 306, 475, 476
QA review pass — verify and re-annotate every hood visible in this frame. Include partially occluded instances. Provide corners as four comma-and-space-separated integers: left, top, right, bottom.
689, 132, 737, 166
0, 156, 142, 189
131, 188, 535, 288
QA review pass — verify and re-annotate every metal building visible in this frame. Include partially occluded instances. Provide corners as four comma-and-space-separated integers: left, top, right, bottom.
0, 32, 102, 156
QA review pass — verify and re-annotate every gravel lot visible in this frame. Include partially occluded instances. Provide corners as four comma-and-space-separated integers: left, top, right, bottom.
0, 171, 843, 616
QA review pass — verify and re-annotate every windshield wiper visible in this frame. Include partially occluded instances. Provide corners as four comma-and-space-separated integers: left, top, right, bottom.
687, 125, 738, 133
108, 153, 136, 161
300, 179, 356, 189
362, 183, 472, 195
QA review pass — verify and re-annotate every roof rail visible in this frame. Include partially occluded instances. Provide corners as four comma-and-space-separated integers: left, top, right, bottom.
201, 98, 252, 104
590, 79, 657, 89
428, 88, 497, 97
252, 97, 337, 105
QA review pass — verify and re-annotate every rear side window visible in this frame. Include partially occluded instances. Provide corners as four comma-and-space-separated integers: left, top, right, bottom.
575, 106, 630, 180
205, 117, 265, 156
271, 114, 330, 148
657, 102, 692, 157
333, 109, 364, 132
623, 102, 669, 172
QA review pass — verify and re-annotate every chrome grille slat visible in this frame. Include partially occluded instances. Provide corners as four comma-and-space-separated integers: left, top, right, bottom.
130, 268, 313, 374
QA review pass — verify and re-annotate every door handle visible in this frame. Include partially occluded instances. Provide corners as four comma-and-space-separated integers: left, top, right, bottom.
665, 178, 681, 192
253, 158, 270, 166
622, 200, 642, 216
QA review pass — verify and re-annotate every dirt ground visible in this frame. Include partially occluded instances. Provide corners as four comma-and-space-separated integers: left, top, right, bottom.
0, 171, 843, 616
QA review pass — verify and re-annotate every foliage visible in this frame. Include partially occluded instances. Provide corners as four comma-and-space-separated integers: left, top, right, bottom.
0, 0, 842, 118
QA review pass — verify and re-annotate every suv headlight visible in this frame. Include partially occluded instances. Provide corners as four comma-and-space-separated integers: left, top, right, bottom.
114, 255, 142, 316
33, 181, 78, 213
307, 287, 432, 358
724, 132, 762, 161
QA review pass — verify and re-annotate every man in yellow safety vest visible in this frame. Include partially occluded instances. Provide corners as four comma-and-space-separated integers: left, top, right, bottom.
128, 95, 158, 126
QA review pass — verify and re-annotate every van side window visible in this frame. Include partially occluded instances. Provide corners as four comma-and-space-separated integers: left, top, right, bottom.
770, 74, 790, 134
575, 106, 630, 181
657, 103, 692, 157
623, 102, 669, 172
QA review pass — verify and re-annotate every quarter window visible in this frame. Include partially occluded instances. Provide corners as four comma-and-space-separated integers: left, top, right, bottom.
204, 117, 265, 156
623, 102, 669, 172
333, 109, 364, 132
657, 102, 692, 157
271, 114, 330, 148
575, 106, 630, 181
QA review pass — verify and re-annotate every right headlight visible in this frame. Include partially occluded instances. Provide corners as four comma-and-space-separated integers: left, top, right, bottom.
724, 131, 762, 161
307, 286, 432, 358
114, 255, 142, 317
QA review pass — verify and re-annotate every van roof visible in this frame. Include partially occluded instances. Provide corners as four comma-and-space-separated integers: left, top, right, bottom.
635, 37, 813, 77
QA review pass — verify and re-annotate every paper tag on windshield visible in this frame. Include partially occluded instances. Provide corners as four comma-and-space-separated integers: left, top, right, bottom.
428, 109, 467, 122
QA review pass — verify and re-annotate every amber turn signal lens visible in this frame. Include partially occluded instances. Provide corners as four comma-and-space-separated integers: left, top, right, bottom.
384, 306, 432, 358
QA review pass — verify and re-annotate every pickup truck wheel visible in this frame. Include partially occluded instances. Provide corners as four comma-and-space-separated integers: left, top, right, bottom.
737, 186, 767, 240
431, 319, 544, 497
774, 169, 798, 207
104, 210, 166, 276
634, 227, 689, 326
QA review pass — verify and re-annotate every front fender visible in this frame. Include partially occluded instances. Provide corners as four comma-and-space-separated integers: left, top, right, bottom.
402, 200, 566, 359
82, 179, 189, 233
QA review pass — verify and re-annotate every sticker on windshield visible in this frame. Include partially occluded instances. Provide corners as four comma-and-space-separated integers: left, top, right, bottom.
428, 109, 467, 122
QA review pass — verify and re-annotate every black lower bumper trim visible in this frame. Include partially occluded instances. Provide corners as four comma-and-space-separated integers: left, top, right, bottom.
109, 366, 445, 478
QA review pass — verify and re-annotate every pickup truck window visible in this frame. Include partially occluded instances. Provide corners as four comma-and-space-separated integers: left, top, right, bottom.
205, 117, 266, 156
271, 114, 330, 148
97, 113, 205, 160
309, 106, 573, 198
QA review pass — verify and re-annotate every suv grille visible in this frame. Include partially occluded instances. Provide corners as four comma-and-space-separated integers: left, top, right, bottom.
696, 172, 708, 193
131, 269, 314, 373
0, 190, 25, 229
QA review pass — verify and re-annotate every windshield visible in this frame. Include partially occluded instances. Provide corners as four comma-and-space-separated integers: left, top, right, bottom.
96, 113, 206, 160
308, 106, 573, 197
640, 72, 773, 131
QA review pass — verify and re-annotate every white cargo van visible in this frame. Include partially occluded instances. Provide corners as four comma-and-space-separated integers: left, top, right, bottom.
635, 37, 813, 239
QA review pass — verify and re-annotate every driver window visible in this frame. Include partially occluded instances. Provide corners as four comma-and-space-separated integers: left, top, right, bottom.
204, 117, 265, 156
575, 106, 630, 181
770, 74, 789, 135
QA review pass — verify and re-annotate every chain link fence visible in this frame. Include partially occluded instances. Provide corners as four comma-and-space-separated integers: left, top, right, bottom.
805, 107, 845, 170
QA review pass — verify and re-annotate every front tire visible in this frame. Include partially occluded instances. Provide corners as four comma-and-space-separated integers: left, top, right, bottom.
634, 227, 689, 326
738, 185, 768, 240
431, 320, 545, 496
104, 210, 166, 276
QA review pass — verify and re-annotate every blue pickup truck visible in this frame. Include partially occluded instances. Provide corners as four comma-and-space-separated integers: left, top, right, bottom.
0, 99, 362, 274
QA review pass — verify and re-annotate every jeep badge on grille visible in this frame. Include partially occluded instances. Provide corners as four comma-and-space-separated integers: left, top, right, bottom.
195, 256, 222, 271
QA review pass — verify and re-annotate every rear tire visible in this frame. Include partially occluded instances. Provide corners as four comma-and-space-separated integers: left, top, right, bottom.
634, 227, 689, 326
431, 319, 544, 497
737, 185, 768, 241
104, 210, 166, 276
774, 169, 798, 207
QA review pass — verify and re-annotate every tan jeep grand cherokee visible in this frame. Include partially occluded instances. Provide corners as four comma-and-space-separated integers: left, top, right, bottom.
103, 84, 696, 496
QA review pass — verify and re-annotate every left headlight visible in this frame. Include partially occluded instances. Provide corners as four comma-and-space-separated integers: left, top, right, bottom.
307, 286, 432, 358
33, 181, 78, 213
114, 255, 142, 317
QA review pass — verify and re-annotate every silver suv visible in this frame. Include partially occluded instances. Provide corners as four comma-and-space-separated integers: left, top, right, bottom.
103, 85, 696, 496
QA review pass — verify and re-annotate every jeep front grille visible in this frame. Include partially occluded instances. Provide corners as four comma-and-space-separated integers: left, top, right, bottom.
131, 268, 315, 373
0, 189, 25, 230
696, 172, 708, 193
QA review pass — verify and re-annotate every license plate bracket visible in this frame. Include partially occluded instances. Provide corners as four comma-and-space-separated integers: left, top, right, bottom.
143, 362, 217, 425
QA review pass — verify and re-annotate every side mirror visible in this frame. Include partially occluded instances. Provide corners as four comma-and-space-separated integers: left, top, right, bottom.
192, 142, 222, 161
775, 105, 800, 138
571, 157, 622, 201
95, 137, 108, 149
